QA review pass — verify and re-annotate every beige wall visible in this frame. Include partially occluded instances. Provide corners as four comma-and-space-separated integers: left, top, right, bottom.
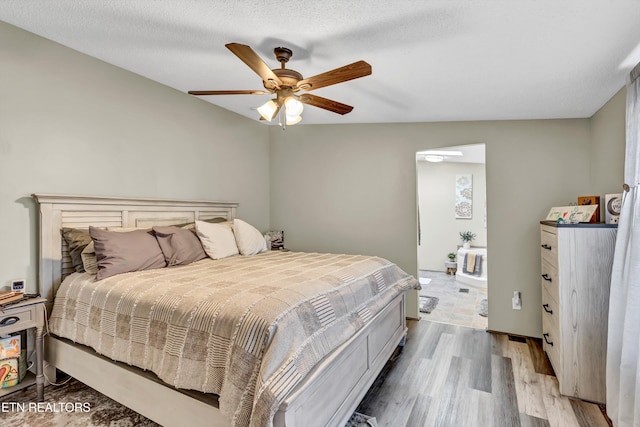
1, 20, 627, 338
417, 160, 487, 271
269, 119, 598, 335
590, 88, 626, 211
0, 21, 270, 293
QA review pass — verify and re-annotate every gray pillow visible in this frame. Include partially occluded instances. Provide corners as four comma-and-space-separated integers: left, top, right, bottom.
152, 226, 207, 266
61, 228, 92, 273
89, 226, 166, 280
81, 241, 99, 275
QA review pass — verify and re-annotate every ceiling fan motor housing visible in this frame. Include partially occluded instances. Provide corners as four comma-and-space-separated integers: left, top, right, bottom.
274, 47, 293, 63
268, 68, 303, 88
262, 47, 303, 89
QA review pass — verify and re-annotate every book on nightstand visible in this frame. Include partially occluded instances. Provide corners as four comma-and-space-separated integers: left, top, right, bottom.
0, 293, 28, 307
0, 335, 21, 388
0, 290, 16, 301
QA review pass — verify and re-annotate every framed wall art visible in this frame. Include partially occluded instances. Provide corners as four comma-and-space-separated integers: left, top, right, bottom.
455, 174, 473, 219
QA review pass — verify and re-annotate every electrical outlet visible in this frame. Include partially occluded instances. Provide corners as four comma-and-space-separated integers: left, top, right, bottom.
512, 291, 522, 310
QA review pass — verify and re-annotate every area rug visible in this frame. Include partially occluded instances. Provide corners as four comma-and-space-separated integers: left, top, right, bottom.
0, 377, 158, 427
419, 295, 439, 313
478, 298, 488, 317
0, 377, 375, 426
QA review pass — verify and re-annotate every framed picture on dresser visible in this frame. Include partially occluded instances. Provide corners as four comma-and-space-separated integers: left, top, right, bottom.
605, 193, 622, 224
577, 195, 600, 223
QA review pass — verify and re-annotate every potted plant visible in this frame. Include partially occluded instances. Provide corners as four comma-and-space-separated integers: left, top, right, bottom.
460, 231, 476, 249
447, 252, 456, 262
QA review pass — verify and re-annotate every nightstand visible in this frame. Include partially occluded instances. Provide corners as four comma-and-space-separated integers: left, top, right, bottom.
0, 297, 46, 402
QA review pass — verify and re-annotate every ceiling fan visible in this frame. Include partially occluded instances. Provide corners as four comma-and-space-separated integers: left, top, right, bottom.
188, 43, 372, 125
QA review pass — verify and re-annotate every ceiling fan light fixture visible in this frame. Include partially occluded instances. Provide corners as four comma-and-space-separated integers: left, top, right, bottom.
424, 155, 445, 162
257, 99, 278, 121
284, 97, 304, 117
423, 150, 463, 157
285, 114, 302, 126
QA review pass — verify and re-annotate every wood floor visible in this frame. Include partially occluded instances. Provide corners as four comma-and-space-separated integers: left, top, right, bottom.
356, 319, 613, 427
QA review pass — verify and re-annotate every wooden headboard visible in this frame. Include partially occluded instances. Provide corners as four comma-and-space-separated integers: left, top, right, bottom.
32, 194, 238, 308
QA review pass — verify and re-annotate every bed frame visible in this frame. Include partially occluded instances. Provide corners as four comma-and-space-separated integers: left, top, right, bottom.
33, 194, 407, 427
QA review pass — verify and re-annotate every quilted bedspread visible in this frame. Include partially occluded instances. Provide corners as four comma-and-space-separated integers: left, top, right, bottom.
49, 251, 418, 427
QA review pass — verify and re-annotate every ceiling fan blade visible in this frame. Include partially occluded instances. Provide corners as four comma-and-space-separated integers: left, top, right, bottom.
226, 43, 283, 89
188, 90, 270, 95
298, 94, 354, 115
296, 60, 371, 92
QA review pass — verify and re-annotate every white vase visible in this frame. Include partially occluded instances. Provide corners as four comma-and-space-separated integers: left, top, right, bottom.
463, 242, 471, 249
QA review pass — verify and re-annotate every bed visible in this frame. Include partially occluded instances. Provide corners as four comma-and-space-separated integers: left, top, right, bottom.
33, 194, 418, 427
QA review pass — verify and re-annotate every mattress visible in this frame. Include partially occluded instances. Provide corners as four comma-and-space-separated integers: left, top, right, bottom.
49, 250, 418, 427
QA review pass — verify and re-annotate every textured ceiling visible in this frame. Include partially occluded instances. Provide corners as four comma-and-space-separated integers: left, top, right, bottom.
2, 1, 640, 125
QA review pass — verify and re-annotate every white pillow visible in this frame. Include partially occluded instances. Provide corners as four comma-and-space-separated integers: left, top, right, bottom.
233, 219, 267, 256
195, 220, 239, 259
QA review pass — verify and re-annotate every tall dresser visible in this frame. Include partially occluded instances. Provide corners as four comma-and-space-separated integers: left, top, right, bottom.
540, 221, 617, 404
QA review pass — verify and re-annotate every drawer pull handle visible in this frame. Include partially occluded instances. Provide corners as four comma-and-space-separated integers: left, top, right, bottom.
541, 244, 552, 250
541, 274, 552, 282
543, 333, 554, 346
542, 304, 553, 314
0, 316, 19, 327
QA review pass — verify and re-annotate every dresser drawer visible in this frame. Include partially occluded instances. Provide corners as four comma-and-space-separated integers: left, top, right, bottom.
543, 331, 561, 376
540, 226, 558, 265
0, 306, 35, 335
541, 258, 559, 305
541, 287, 559, 330
541, 282, 561, 373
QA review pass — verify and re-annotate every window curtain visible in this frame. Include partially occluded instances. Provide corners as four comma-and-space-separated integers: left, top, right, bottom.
606, 60, 640, 426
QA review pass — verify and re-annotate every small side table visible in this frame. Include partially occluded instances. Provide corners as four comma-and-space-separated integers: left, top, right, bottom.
0, 297, 46, 402
445, 261, 457, 275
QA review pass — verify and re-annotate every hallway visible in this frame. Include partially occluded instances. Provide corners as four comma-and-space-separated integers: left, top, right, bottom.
419, 270, 488, 330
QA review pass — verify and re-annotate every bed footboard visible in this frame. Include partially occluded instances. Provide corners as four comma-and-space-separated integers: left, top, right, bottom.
274, 292, 406, 427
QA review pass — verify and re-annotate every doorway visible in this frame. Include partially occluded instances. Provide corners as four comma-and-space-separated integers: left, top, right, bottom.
416, 144, 488, 329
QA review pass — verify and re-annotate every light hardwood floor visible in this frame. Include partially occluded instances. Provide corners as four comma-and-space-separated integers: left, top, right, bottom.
356, 319, 613, 427
2, 319, 612, 427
